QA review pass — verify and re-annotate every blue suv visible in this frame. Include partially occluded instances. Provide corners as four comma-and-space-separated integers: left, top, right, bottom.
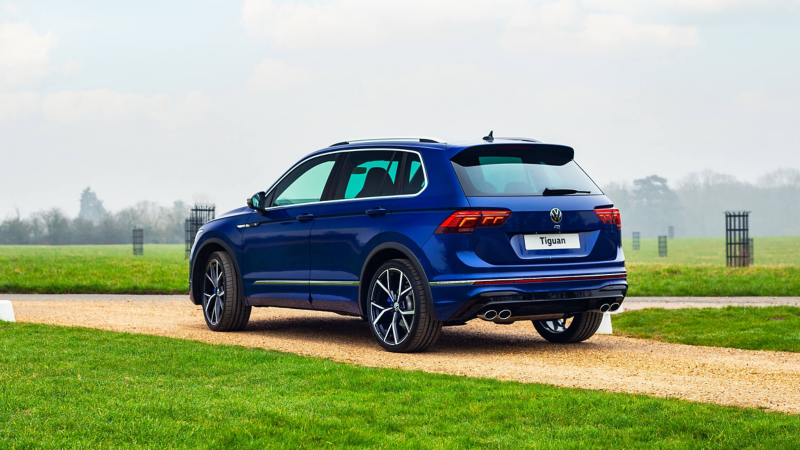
188, 135, 627, 352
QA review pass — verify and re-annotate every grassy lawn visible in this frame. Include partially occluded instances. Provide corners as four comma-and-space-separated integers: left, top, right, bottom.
613, 306, 800, 352
1, 243, 799, 296
0, 245, 187, 294
1, 323, 799, 449
626, 263, 800, 297
622, 236, 800, 265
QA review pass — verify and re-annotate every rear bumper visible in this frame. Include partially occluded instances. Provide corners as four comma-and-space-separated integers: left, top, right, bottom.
429, 273, 627, 321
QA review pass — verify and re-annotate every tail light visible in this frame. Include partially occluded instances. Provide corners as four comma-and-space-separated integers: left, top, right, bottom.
435, 210, 511, 233
595, 208, 621, 229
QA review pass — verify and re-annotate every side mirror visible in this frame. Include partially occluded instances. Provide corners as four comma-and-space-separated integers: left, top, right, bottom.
247, 191, 266, 212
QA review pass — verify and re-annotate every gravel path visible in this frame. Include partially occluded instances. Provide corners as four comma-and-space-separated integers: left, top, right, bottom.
9, 298, 800, 414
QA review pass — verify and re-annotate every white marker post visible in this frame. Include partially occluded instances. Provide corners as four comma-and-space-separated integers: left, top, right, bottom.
0, 300, 15, 322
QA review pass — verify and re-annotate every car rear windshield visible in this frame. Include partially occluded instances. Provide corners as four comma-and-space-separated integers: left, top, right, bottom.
450, 144, 601, 197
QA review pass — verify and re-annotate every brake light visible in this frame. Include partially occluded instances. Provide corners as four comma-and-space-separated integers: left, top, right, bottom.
595, 208, 621, 229
435, 210, 511, 233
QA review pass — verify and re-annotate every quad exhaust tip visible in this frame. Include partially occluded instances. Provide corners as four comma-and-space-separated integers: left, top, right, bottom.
481, 310, 498, 321
609, 303, 620, 312
498, 309, 512, 320
599, 303, 610, 313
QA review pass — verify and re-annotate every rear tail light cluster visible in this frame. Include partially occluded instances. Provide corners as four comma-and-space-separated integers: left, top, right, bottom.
595, 208, 621, 229
435, 210, 511, 234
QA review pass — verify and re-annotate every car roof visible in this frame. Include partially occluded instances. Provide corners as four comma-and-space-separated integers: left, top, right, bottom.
303, 136, 568, 160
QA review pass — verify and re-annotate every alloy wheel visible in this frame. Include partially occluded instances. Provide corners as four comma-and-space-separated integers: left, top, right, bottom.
203, 258, 225, 326
539, 316, 574, 334
369, 268, 415, 346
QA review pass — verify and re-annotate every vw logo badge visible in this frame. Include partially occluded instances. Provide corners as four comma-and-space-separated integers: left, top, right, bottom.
550, 208, 563, 223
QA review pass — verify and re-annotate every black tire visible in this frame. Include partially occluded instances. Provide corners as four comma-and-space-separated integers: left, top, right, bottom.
366, 259, 442, 353
532, 312, 603, 343
202, 251, 251, 332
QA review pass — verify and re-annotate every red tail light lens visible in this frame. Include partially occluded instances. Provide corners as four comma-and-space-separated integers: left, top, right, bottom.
595, 208, 621, 229
435, 210, 511, 233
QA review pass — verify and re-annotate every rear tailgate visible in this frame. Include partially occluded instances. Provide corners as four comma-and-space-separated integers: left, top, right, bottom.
467, 196, 619, 265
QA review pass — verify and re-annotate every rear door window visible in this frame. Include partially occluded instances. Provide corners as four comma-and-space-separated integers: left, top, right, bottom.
333, 151, 399, 200
450, 145, 601, 196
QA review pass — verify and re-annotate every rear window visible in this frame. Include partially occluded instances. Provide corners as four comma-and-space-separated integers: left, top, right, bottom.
450, 145, 601, 197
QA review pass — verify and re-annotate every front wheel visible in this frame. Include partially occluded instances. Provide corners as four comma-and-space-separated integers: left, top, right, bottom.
202, 251, 251, 331
367, 259, 441, 352
532, 312, 603, 343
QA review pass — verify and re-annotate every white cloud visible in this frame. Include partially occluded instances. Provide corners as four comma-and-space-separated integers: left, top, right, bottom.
585, 0, 799, 14
1, 2, 19, 16
0, 91, 38, 120
247, 58, 311, 93
41, 89, 213, 128
0, 21, 56, 84
498, 6, 699, 53
241, 0, 699, 54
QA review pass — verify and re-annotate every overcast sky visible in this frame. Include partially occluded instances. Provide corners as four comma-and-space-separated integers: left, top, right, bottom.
1, 0, 799, 217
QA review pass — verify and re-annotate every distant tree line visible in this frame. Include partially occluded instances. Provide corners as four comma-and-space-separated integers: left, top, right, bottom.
0, 188, 190, 245
603, 169, 800, 238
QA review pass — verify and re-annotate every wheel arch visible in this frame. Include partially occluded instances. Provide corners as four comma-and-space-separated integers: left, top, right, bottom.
358, 242, 435, 319
190, 237, 243, 306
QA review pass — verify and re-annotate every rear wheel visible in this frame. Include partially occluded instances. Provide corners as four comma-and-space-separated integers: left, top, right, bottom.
532, 312, 603, 343
202, 251, 251, 331
367, 259, 441, 352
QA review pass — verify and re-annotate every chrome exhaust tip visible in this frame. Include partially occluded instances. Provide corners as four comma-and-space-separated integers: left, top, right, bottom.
497, 309, 512, 320
599, 304, 610, 313
480, 310, 497, 321
609, 303, 620, 312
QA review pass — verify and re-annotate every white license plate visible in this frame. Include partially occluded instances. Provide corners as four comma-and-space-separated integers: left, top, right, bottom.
524, 233, 580, 250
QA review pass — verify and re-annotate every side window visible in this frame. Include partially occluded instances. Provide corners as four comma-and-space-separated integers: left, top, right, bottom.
401, 153, 426, 195
333, 151, 399, 200
272, 154, 338, 207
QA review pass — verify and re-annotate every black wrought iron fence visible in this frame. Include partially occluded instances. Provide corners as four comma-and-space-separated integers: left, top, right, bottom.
658, 236, 667, 257
725, 211, 750, 267
133, 228, 143, 255
185, 205, 215, 259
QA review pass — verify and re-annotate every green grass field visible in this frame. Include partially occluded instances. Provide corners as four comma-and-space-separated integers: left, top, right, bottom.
614, 306, 800, 352
2, 323, 799, 449
2, 242, 799, 296
623, 236, 800, 265
0, 245, 187, 294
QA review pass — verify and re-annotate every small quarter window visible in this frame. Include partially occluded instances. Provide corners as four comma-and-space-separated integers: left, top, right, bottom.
401, 153, 425, 195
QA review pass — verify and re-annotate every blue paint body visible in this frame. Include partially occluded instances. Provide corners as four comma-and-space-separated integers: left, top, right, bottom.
189, 139, 627, 322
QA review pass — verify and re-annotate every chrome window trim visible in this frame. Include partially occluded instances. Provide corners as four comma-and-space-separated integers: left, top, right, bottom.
428, 272, 627, 286
258, 147, 429, 212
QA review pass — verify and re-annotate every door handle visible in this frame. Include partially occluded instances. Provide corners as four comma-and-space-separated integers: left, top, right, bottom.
366, 207, 387, 216
296, 213, 315, 222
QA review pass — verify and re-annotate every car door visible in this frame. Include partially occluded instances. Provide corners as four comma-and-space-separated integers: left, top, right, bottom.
241, 153, 339, 308
309, 149, 400, 314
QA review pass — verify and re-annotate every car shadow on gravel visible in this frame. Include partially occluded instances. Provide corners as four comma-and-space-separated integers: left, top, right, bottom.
243, 314, 605, 355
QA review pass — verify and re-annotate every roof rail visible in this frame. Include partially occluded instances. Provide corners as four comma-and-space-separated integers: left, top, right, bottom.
329, 137, 446, 147
495, 137, 541, 143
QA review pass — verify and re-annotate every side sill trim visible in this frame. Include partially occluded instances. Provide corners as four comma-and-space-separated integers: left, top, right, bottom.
254, 280, 360, 286
429, 273, 627, 287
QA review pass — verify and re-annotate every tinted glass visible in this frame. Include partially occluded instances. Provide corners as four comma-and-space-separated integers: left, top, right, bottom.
401, 153, 426, 195
450, 145, 600, 196
333, 151, 399, 200
273, 154, 338, 206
